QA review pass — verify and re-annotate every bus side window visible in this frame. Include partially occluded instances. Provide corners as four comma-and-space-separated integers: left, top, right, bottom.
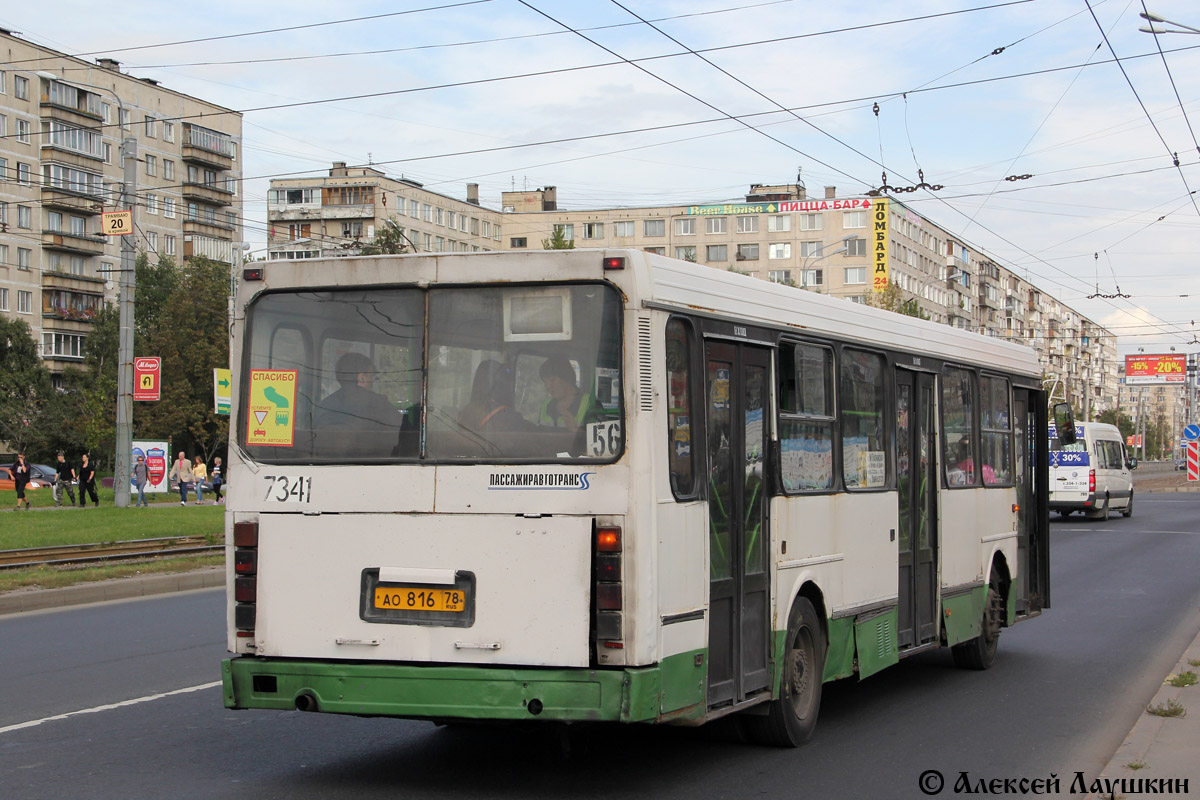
942, 367, 977, 487
840, 349, 887, 489
778, 342, 835, 492
666, 318, 697, 499
980, 375, 1011, 485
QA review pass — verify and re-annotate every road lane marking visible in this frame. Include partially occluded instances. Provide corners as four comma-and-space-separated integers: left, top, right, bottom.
0, 680, 221, 735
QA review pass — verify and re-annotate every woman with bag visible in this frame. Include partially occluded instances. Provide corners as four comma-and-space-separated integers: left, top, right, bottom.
192, 457, 208, 505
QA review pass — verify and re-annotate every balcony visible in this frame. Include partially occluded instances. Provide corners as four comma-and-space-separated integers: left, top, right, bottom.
42, 230, 108, 256
269, 204, 374, 221
181, 123, 234, 170
41, 187, 105, 215
181, 181, 235, 206
183, 218, 235, 239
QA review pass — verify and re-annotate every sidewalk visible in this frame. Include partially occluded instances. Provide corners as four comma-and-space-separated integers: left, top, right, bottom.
1087, 626, 1200, 798
0, 566, 223, 615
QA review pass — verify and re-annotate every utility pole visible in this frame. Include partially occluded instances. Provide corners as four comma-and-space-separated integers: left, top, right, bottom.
114, 130, 137, 508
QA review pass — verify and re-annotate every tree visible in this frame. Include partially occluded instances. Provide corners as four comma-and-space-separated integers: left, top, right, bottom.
0, 316, 54, 456
541, 225, 576, 250
360, 217, 412, 255
134, 256, 230, 462
865, 282, 930, 320
1095, 408, 1134, 439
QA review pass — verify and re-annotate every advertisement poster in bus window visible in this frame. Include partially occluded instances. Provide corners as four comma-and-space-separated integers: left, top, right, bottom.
246, 369, 298, 447
713, 367, 730, 409
594, 367, 620, 410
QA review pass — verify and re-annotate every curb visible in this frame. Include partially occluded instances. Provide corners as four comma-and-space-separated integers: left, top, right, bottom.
1088, 621, 1200, 798
0, 567, 225, 616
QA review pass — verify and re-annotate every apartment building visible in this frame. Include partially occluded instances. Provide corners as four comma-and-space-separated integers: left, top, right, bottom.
0, 29, 242, 374
265, 168, 1119, 417
267, 163, 501, 259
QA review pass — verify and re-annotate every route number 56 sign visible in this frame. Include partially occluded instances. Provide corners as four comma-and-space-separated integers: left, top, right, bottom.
102, 210, 133, 236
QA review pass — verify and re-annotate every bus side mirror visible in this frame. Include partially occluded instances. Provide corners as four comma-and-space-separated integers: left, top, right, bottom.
1053, 403, 1076, 445
1127, 457, 1138, 470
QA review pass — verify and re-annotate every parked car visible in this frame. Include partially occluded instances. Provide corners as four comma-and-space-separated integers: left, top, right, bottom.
1176, 458, 1188, 471
31, 464, 58, 484
0, 466, 44, 491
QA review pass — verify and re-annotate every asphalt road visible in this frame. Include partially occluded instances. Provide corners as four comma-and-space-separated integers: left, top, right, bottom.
2, 493, 1198, 800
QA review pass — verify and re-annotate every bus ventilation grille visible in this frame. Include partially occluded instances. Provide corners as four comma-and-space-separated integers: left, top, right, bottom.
877, 618, 893, 659
637, 316, 653, 412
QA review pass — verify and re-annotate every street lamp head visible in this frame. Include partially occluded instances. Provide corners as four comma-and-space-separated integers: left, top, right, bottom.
1139, 11, 1166, 23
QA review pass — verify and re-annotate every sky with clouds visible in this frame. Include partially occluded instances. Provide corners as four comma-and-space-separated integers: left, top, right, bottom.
3, 0, 1199, 355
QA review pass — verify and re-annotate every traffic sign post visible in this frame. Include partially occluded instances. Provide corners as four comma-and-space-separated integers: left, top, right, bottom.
1189, 442, 1200, 482
214, 368, 231, 416
133, 357, 161, 402
1184, 424, 1200, 442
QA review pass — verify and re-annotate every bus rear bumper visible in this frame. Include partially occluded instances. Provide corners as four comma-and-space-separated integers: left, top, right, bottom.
222, 655, 704, 724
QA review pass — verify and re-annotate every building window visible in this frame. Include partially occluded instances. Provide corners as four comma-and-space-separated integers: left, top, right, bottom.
145, 155, 156, 176
147, 231, 158, 251
163, 121, 174, 142
18, 206, 31, 229
706, 244, 728, 262
846, 237, 867, 257
163, 160, 175, 181
674, 245, 696, 261
48, 211, 64, 232
70, 216, 85, 235
165, 235, 176, 256
144, 115, 156, 137
644, 246, 666, 255
146, 194, 158, 215
800, 241, 822, 258
767, 215, 791, 232
582, 222, 604, 239
768, 242, 791, 259
118, 108, 130, 130
18, 248, 32, 269
511, 237, 527, 248
435, 208, 444, 226
481, 221, 491, 237
706, 217, 728, 234
845, 267, 867, 284
674, 218, 696, 236
342, 221, 364, 239
737, 243, 759, 261
768, 270, 792, 283
0, 245, 6, 266
18, 290, 32, 314
447, 211, 455, 229
644, 219, 665, 237
844, 210, 867, 228
43, 332, 85, 358
423, 204, 433, 222
409, 199, 419, 217
163, 198, 175, 218
737, 216, 759, 233
14, 75, 29, 100
435, 236, 444, 251
553, 223, 575, 242
288, 223, 310, 240
16, 119, 30, 143
16, 163, 30, 185
0, 288, 7, 311
798, 213, 822, 231
800, 269, 822, 287
613, 221, 634, 237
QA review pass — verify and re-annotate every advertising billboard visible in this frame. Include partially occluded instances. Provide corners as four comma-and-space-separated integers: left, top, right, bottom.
1124, 354, 1186, 385
132, 440, 170, 494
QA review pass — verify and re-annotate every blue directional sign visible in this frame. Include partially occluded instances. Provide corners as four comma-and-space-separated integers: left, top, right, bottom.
1184, 424, 1200, 442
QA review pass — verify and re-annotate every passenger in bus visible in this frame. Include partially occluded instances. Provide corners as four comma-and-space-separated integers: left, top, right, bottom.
458, 360, 533, 434
315, 352, 407, 456
949, 437, 995, 486
538, 355, 602, 432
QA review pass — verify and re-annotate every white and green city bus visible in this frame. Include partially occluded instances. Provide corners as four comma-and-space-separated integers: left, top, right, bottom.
222, 248, 1051, 746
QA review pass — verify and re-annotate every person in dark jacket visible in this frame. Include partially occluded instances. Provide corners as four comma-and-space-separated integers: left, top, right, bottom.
54, 451, 77, 507
12, 453, 32, 510
78, 453, 99, 507
133, 454, 150, 508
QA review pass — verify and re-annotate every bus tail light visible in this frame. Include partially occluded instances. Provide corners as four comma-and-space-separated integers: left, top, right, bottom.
593, 524, 623, 654
233, 521, 259, 638
1089, 469, 1096, 494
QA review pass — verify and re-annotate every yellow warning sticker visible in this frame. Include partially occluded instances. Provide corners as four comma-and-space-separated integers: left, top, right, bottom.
246, 369, 298, 447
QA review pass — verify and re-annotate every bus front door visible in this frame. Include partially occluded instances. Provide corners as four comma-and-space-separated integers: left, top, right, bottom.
705, 342, 771, 707
896, 369, 939, 649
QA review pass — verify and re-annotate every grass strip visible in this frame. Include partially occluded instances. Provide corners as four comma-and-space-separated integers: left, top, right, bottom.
0, 554, 224, 593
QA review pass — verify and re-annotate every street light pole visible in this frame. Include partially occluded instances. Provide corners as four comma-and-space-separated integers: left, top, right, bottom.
1139, 10, 1200, 35
114, 116, 137, 508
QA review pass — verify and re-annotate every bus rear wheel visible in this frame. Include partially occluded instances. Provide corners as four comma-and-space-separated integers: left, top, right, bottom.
952, 569, 1003, 670
744, 597, 824, 747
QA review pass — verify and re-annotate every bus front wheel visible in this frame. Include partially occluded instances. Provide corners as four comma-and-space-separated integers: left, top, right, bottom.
744, 597, 824, 747
952, 569, 1003, 670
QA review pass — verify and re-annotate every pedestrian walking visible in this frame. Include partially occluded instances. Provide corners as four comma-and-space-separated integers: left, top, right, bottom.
192, 457, 207, 505
78, 453, 99, 507
53, 451, 77, 507
169, 451, 192, 506
211, 456, 224, 504
133, 454, 150, 507
12, 453, 32, 510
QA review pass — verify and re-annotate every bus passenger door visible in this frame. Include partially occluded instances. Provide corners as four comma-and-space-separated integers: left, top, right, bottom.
896, 369, 939, 649
1014, 388, 1048, 614
705, 342, 771, 707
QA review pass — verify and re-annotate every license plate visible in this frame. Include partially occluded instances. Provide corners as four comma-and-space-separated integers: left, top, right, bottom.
373, 586, 466, 613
